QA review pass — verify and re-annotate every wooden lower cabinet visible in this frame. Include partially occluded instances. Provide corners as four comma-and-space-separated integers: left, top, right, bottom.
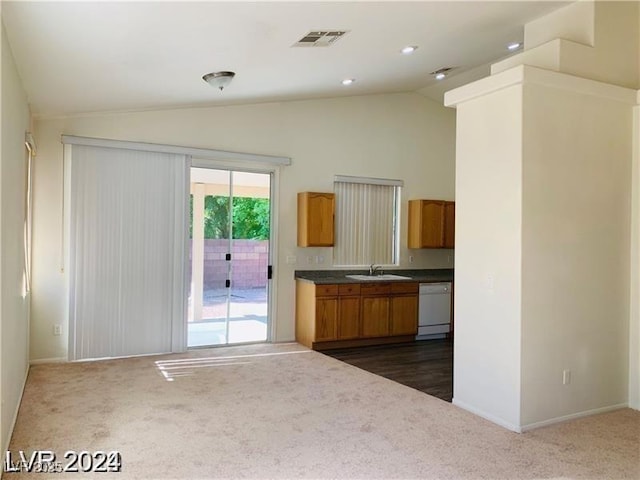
295, 279, 418, 350
337, 296, 361, 339
390, 295, 418, 336
361, 296, 390, 337
315, 298, 338, 341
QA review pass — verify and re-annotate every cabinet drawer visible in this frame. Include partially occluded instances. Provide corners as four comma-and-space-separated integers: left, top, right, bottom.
316, 284, 339, 297
360, 283, 392, 295
338, 284, 361, 296
391, 282, 419, 294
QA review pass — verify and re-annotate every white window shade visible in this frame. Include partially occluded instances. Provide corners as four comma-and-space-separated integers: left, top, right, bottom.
333, 178, 401, 266
67, 144, 188, 360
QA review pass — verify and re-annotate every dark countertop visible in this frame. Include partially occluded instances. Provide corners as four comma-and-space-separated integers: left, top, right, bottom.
294, 268, 454, 285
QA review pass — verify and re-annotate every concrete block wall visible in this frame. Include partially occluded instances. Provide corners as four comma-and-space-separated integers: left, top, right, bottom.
189, 239, 269, 289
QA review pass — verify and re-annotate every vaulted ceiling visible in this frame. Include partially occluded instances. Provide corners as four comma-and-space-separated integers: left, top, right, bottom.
2, 1, 570, 117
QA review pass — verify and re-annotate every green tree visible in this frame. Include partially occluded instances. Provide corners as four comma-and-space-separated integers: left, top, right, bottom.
190, 195, 270, 240
204, 195, 230, 239
232, 197, 270, 240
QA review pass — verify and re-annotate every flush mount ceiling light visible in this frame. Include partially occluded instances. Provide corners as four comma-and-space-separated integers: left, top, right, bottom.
341, 78, 355, 86
202, 71, 236, 91
431, 67, 453, 81
507, 42, 522, 51
401, 45, 418, 55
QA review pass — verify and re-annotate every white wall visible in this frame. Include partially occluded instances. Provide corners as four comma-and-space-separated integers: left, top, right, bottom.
524, 0, 595, 49
631, 102, 640, 411
1, 18, 31, 452
559, 1, 640, 89
452, 84, 523, 431
520, 83, 631, 426
31, 93, 456, 361
494, 1, 640, 90
629, 4, 640, 413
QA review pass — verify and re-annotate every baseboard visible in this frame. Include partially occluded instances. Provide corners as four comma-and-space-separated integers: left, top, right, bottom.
453, 397, 629, 433
520, 403, 629, 432
452, 397, 522, 433
30, 357, 67, 365
2, 366, 30, 455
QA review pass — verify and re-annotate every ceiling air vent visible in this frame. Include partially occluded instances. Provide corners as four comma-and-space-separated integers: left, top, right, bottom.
293, 30, 349, 47
431, 67, 454, 76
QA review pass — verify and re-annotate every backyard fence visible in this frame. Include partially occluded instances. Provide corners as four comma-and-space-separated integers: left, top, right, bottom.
189, 239, 269, 289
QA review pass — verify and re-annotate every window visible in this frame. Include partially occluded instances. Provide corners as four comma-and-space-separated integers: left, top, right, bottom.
23, 133, 35, 297
333, 175, 402, 266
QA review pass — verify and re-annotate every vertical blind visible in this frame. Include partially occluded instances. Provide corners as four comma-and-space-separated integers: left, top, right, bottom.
333, 177, 401, 266
68, 144, 188, 360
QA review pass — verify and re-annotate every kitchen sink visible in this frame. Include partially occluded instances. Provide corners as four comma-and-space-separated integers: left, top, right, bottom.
345, 274, 412, 281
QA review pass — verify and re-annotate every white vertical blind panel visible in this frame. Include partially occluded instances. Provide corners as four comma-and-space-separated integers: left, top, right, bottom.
69, 145, 187, 359
334, 182, 397, 266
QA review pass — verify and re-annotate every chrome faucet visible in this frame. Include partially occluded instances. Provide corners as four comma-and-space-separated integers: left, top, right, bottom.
369, 264, 383, 276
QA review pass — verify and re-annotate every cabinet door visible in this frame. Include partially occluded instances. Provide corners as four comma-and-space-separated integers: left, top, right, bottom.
361, 296, 390, 337
390, 295, 418, 336
443, 201, 455, 249
315, 298, 338, 341
298, 192, 334, 247
420, 200, 445, 248
337, 296, 361, 339
409, 200, 446, 248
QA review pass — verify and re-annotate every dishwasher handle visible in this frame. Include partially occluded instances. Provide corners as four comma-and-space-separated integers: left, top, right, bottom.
419, 282, 451, 294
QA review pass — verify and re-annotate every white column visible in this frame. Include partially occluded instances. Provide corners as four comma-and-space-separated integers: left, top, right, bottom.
192, 183, 205, 322
446, 66, 635, 431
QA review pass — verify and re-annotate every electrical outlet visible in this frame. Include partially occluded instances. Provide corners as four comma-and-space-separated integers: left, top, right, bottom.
307, 256, 314, 264
285, 255, 297, 264
316, 255, 324, 264
53, 324, 62, 336
409, 255, 414, 264
562, 369, 571, 385
485, 274, 495, 291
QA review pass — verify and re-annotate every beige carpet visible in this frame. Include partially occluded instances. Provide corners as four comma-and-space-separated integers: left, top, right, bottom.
5, 343, 640, 479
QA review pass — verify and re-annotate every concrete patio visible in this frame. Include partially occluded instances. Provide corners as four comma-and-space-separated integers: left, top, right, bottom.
188, 288, 268, 347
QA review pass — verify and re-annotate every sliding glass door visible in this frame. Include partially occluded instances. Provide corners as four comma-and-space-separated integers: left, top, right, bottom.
188, 168, 271, 347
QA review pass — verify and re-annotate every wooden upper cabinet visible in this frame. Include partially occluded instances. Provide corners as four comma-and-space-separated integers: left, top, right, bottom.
443, 201, 455, 249
408, 199, 455, 249
297, 192, 335, 247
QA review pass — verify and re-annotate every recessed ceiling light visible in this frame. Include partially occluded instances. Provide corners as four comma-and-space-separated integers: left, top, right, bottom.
431, 67, 453, 81
507, 42, 521, 51
401, 45, 418, 55
342, 78, 355, 86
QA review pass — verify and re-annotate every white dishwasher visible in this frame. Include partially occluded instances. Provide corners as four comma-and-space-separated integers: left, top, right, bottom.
416, 282, 452, 339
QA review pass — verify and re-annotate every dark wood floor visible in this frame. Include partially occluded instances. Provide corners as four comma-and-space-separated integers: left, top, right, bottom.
323, 339, 453, 402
